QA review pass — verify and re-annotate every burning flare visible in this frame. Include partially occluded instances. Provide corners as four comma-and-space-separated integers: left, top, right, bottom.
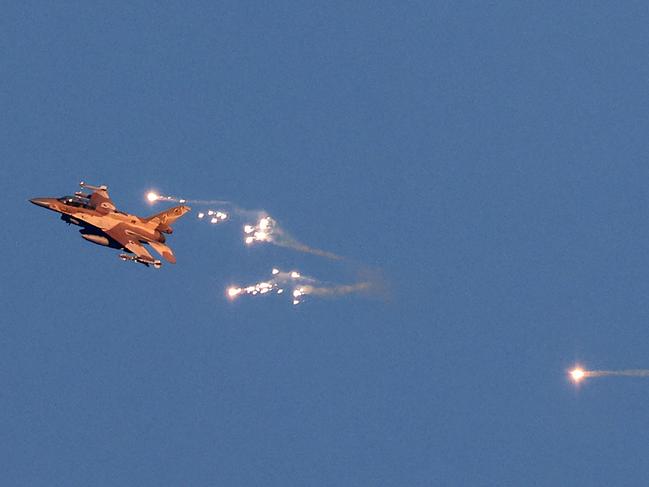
227, 268, 373, 306
569, 366, 649, 383
197, 210, 229, 224
570, 368, 585, 382
242, 215, 342, 260
146, 191, 342, 260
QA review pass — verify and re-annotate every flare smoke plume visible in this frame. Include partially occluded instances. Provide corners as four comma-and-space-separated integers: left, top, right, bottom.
148, 192, 342, 260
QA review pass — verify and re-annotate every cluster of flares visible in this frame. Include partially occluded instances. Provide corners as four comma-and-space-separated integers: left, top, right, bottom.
244, 216, 275, 245
569, 366, 649, 383
147, 190, 341, 260
146, 189, 377, 307
228, 268, 308, 305
198, 210, 229, 225
243, 215, 342, 260
227, 268, 372, 306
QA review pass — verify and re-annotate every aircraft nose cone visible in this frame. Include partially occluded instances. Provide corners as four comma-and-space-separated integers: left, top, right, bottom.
29, 198, 51, 208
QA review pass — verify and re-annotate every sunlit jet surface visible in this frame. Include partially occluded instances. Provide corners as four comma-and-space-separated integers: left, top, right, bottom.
30, 182, 190, 268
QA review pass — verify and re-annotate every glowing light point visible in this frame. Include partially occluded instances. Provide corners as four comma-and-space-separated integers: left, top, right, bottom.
570, 368, 585, 382
210, 217, 218, 224
198, 212, 205, 219
245, 236, 254, 244
226, 267, 318, 307
146, 192, 159, 202
244, 225, 254, 234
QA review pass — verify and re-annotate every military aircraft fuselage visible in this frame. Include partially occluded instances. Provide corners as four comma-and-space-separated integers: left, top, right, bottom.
30, 196, 166, 243
29, 185, 190, 268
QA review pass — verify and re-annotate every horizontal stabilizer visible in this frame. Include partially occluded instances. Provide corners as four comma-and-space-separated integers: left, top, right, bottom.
148, 241, 176, 264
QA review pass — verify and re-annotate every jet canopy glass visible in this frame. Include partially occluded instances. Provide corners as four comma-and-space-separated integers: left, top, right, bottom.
58, 195, 92, 208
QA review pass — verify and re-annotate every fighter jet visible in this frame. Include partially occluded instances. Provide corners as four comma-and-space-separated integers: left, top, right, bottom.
29, 182, 190, 268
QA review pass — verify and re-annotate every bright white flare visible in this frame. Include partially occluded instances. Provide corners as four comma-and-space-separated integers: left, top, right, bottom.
199, 209, 228, 225
145, 191, 179, 203
227, 268, 313, 305
570, 368, 585, 382
243, 216, 276, 245
145, 192, 230, 206
241, 214, 342, 260
568, 367, 649, 382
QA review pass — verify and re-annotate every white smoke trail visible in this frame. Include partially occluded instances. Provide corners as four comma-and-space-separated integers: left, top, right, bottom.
242, 215, 343, 260
300, 282, 373, 296
584, 369, 649, 378
147, 192, 247, 213
570, 367, 649, 383
148, 191, 342, 260
147, 192, 231, 206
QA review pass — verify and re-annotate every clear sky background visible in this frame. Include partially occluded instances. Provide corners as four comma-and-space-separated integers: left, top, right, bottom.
3, 2, 649, 485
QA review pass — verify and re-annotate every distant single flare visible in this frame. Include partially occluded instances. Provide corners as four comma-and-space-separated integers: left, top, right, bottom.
570, 368, 586, 382
569, 366, 649, 383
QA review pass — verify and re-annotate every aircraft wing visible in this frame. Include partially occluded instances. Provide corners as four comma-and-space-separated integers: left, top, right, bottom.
104, 224, 155, 263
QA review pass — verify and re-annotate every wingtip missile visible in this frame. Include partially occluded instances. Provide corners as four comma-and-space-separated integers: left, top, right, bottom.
79, 181, 108, 191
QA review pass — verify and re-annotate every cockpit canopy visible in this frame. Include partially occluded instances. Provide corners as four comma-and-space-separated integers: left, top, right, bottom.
58, 195, 92, 209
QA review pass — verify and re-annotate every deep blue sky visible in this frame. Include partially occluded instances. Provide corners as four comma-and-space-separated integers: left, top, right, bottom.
3, 2, 649, 485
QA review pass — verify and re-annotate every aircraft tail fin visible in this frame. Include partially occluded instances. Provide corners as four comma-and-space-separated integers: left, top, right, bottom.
146, 205, 191, 227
